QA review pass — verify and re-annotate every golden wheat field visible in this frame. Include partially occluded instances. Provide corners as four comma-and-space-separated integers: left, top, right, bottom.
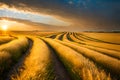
0, 31, 120, 80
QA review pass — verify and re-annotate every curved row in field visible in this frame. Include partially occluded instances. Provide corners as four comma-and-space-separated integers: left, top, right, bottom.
59, 33, 120, 78
5, 36, 72, 80
71, 35, 120, 59
62, 32, 71, 42
68, 33, 120, 60
46, 34, 57, 39
73, 33, 85, 41
81, 45, 120, 60
74, 33, 120, 51
0, 37, 29, 79
45, 32, 61, 39
10, 38, 55, 80
0, 32, 119, 80
54, 32, 65, 40
53, 32, 120, 61
43, 38, 111, 80
75, 33, 108, 42
76, 33, 120, 45
80, 33, 120, 44
57, 38, 120, 74
0, 36, 16, 45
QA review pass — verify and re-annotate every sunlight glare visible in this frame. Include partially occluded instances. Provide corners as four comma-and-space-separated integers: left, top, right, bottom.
1, 25, 8, 31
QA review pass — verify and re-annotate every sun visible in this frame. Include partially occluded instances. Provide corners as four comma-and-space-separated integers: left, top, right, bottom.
1, 25, 8, 31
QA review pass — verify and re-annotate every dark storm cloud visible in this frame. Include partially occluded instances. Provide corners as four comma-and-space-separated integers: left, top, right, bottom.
0, 0, 120, 31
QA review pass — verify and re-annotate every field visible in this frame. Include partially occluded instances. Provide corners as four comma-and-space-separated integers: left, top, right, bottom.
0, 31, 120, 80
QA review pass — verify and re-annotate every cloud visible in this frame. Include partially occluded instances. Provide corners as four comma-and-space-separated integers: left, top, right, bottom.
0, 8, 71, 27
0, 0, 120, 31
0, 17, 75, 31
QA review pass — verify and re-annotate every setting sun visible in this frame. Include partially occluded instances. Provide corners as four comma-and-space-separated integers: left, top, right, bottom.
1, 25, 8, 31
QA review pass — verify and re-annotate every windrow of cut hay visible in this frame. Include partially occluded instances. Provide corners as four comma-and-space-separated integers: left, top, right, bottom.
0, 37, 29, 79
81, 44, 120, 60
65, 33, 81, 42
45, 34, 57, 39
57, 39, 120, 77
81, 33, 120, 44
11, 38, 55, 80
0, 36, 16, 45
40, 32, 60, 37
69, 33, 120, 60
43, 38, 111, 80
54, 32, 65, 40
45, 32, 61, 39
75, 33, 120, 51
62, 33, 71, 42
76, 33, 115, 43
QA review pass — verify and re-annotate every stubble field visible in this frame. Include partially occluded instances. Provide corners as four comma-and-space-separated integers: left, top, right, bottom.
0, 31, 120, 80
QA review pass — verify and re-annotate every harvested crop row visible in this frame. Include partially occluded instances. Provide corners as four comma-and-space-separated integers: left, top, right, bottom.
67, 33, 81, 42
70, 33, 91, 42
46, 34, 57, 39
45, 32, 61, 39
74, 33, 120, 51
11, 38, 55, 80
68, 34, 120, 60
70, 33, 120, 52
0, 36, 16, 45
62, 33, 71, 42
43, 38, 111, 80
73, 33, 85, 41
77, 33, 120, 45
76, 33, 102, 42
54, 32, 65, 40
81, 44, 120, 60
0, 37, 29, 79
81, 33, 120, 44
56, 39, 120, 77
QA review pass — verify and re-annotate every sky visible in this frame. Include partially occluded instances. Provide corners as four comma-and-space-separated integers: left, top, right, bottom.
0, 0, 120, 31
